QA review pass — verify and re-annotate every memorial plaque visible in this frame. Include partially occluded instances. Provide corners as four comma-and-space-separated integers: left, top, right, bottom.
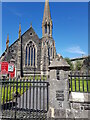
56, 90, 64, 101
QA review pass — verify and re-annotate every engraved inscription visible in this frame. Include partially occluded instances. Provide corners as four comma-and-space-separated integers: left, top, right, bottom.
59, 101, 63, 108
56, 91, 64, 101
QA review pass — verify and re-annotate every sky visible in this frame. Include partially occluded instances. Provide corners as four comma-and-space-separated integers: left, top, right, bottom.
1, 1, 88, 58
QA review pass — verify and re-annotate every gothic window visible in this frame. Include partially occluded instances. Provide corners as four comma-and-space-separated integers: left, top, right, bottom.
25, 47, 27, 65
51, 47, 52, 56
31, 47, 33, 66
34, 48, 35, 66
28, 47, 30, 65
25, 41, 36, 67
45, 23, 47, 34
48, 47, 50, 65
53, 49, 54, 59
48, 47, 50, 56
49, 24, 50, 34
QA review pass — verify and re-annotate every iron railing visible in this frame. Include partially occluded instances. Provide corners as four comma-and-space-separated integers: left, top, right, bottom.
69, 72, 90, 93
0, 77, 49, 119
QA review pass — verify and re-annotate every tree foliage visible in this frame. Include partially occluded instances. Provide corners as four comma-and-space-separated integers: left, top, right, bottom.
64, 57, 74, 70
75, 60, 82, 71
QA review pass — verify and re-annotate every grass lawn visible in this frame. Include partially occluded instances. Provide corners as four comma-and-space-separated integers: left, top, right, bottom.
0, 76, 47, 104
0, 80, 31, 104
69, 78, 90, 92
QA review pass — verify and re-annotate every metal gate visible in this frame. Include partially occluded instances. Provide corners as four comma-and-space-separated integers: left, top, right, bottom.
0, 77, 49, 119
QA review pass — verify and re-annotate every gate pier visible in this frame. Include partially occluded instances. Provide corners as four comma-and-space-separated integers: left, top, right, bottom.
48, 57, 70, 118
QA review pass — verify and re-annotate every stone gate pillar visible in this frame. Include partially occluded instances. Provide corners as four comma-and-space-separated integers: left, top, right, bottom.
47, 57, 70, 119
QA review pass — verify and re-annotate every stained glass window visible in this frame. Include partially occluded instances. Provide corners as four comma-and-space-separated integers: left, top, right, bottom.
34, 48, 35, 66
25, 47, 27, 65
28, 47, 30, 65
31, 47, 33, 66
25, 41, 36, 67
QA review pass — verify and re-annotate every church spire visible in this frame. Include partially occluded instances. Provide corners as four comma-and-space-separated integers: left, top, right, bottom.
6, 34, 9, 50
43, 0, 51, 21
42, 0, 52, 37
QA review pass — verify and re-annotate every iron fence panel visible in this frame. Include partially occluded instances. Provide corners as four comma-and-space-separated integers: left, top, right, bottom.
0, 78, 49, 119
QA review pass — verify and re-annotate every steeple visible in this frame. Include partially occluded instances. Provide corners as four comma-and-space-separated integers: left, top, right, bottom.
43, 0, 51, 21
42, 0, 52, 37
6, 34, 9, 50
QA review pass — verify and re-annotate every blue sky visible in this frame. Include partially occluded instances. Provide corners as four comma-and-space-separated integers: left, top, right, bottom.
1, 2, 88, 58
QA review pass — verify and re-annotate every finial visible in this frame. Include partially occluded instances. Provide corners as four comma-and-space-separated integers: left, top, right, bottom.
30, 22, 32, 28
19, 23, 21, 39
6, 34, 9, 50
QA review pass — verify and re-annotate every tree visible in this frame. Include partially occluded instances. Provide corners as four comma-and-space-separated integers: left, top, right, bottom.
75, 60, 82, 71
81, 56, 90, 73
64, 57, 74, 70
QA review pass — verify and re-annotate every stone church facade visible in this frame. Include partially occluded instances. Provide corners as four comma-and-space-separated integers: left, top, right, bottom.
0, 0, 56, 77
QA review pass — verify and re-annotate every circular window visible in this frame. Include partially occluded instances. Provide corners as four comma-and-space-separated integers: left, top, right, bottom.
30, 33, 32, 36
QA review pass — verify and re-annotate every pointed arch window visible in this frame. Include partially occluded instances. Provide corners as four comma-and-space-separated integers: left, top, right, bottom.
25, 47, 27, 65
34, 48, 35, 66
28, 47, 30, 65
45, 23, 47, 34
51, 47, 52, 57
31, 47, 33, 66
25, 41, 36, 67
53, 49, 54, 59
49, 24, 50, 34
48, 47, 50, 56
48, 47, 50, 65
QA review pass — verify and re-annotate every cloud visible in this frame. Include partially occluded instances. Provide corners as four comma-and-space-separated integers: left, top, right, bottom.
66, 46, 85, 55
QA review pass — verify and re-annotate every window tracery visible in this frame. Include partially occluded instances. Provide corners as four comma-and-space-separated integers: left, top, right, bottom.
25, 41, 36, 67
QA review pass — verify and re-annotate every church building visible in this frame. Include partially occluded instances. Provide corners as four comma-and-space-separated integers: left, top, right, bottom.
0, 0, 57, 77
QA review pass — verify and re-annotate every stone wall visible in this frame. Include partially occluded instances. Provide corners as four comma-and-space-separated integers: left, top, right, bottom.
48, 69, 90, 119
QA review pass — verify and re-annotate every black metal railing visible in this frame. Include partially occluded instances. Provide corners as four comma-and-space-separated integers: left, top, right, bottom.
0, 77, 49, 119
69, 72, 90, 93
